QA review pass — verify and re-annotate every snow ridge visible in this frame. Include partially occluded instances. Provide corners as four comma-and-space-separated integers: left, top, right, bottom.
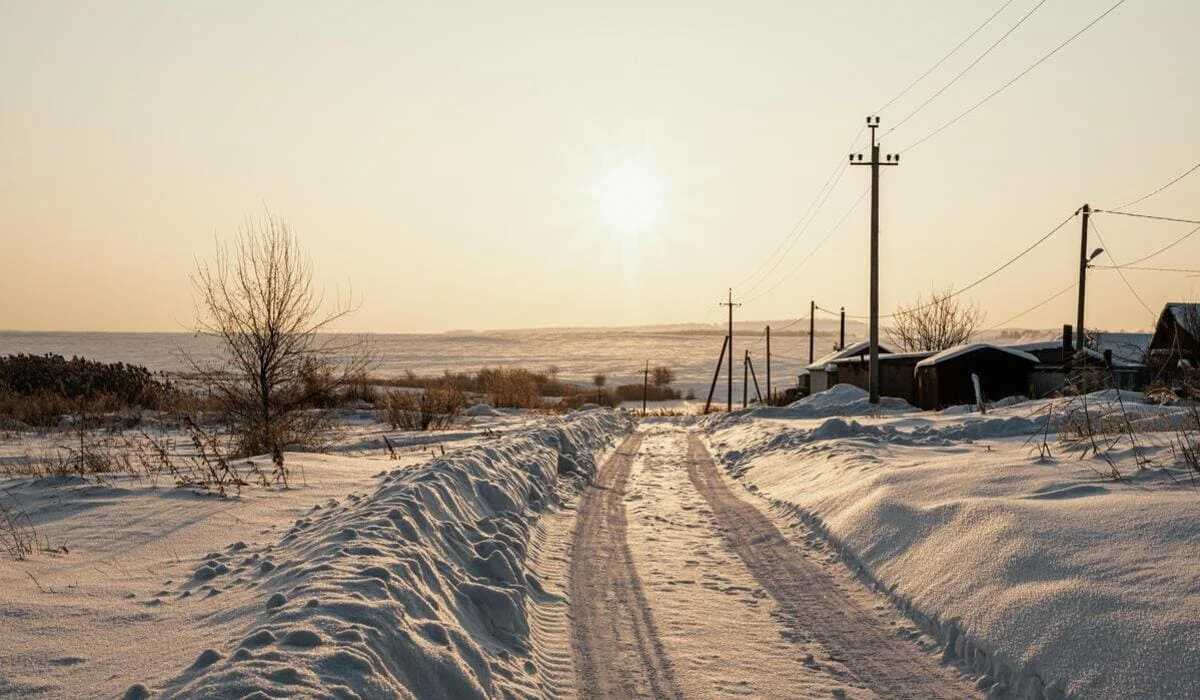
145, 409, 632, 700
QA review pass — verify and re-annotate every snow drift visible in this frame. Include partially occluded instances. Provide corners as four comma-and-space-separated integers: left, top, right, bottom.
704, 388, 1200, 699
139, 409, 631, 699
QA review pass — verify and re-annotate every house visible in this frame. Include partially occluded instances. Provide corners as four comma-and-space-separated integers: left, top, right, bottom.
826, 351, 932, 406
914, 343, 1039, 410
1148, 303, 1200, 372
805, 341, 893, 394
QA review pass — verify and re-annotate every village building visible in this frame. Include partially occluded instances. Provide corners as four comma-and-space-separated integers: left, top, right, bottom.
914, 344, 1039, 410
1147, 303, 1200, 381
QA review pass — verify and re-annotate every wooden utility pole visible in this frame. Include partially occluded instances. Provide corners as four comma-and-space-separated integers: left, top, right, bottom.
765, 325, 772, 406
808, 300, 816, 364
1076, 204, 1091, 352
703, 335, 729, 414
851, 115, 899, 404
839, 307, 846, 350
747, 353, 763, 404
743, 350, 749, 408
719, 289, 741, 411
642, 360, 649, 415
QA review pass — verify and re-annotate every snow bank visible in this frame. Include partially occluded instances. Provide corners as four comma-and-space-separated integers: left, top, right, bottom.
705, 401, 1200, 699
781, 384, 916, 417
147, 409, 631, 699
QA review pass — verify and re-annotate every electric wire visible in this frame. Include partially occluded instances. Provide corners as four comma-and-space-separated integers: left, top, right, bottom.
741, 158, 853, 297
1113, 160, 1200, 210
1102, 220, 1200, 267
876, 0, 1019, 114
900, 0, 1130, 153
1092, 265, 1200, 274
979, 281, 1077, 333
1089, 219, 1157, 319
745, 187, 870, 304
885, 0, 1046, 137
837, 210, 1079, 320
733, 127, 866, 294
1093, 210, 1200, 226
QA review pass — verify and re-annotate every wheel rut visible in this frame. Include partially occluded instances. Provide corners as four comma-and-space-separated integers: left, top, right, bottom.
686, 432, 975, 699
569, 432, 682, 699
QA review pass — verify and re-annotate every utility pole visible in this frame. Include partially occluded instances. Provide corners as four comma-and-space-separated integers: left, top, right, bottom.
808, 300, 815, 364
719, 289, 741, 411
703, 336, 729, 414
1076, 204, 1091, 352
851, 115, 899, 404
743, 350, 749, 408
839, 307, 846, 351
765, 325, 771, 406
642, 360, 649, 415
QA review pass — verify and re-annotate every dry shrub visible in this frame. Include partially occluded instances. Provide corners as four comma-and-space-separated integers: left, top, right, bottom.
0, 496, 37, 560
481, 368, 543, 409
384, 388, 466, 431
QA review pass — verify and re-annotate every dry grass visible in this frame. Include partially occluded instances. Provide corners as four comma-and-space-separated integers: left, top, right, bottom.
383, 387, 467, 431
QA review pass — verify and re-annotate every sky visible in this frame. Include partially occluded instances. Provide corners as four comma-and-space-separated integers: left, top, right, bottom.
2, 0, 1199, 334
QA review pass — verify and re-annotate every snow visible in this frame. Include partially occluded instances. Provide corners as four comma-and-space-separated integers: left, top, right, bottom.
780, 383, 917, 418
702, 387, 1200, 699
805, 340, 893, 371
0, 409, 632, 699
915, 343, 1039, 369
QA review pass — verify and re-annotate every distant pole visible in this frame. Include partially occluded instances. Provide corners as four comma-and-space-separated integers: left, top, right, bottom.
719, 289, 741, 411
703, 335, 729, 414
839, 307, 846, 350
747, 354, 763, 403
743, 350, 749, 408
642, 360, 649, 415
765, 325, 772, 406
1076, 204, 1091, 352
851, 115, 899, 404
808, 300, 815, 363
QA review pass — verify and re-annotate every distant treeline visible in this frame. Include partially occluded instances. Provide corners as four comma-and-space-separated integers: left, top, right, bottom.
375, 367, 683, 409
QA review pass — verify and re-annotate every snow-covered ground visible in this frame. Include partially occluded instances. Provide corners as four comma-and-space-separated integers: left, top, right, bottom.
700, 385, 1200, 699
0, 407, 631, 699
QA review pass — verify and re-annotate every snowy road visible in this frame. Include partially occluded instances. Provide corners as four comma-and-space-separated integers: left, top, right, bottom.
570, 425, 975, 699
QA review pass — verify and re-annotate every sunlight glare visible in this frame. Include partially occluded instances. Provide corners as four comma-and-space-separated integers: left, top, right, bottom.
590, 150, 667, 238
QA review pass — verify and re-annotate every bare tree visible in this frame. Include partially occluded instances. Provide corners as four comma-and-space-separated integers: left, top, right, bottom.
190, 212, 371, 479
592, 373, 607, 404
651, 366, 674, 387
887, 288, 984, 353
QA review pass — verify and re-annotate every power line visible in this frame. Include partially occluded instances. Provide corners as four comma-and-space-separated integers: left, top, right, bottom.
734, 127, 865, 294
980, 281, 1078, 333
876, 0, 1019, 114
839, 210, 1079, 320
1089, 219, 1157, 319
1113, 160, 1200, 210
741, 158, 853, 297
885, 0, 1046, 137
1108, 221, 1200, 266
1093, 210, 1200, 226
1093, 265, 1200, 274
745, 186, 870, 303
901, 0, 1130, 153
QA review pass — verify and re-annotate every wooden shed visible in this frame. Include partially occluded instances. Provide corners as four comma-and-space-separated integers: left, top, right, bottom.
831, 351, 932, 406
915, 344, 1038, 410
1149, 303, 1200, 364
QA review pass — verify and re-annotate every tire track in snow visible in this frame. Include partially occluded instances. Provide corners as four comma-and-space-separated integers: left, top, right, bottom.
569, 432, 683, 699
686, 433, 976, 699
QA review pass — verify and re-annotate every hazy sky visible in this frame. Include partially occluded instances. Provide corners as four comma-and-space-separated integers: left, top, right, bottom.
3, 1, 1198, 333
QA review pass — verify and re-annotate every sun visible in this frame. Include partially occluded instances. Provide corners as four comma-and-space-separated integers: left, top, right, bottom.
589, 149, 667, 238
